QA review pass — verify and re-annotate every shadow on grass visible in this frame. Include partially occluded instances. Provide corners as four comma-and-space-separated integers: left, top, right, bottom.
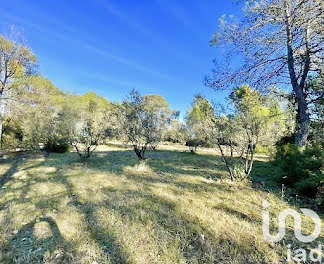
2, 216, 76, 263
213, 204, 262, 224
88, 150, 226, 180
250, 160, 284, 193
0, 154, 26, 187
87, 150, 237, 196
58, 171, 132, 264
1, 148, 315, 263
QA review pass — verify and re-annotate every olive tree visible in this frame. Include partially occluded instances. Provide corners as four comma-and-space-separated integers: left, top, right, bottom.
69, 93, 115, 159
206, 0, 324, 146
164, 118, 186, 144
185, 95, 214, 153
163, 109, 186, 144
192, 87, 283, 180
230, 85, 283, 177
121, 89, 171, 160
142, 94, 172, 150
19, 84, 115, 158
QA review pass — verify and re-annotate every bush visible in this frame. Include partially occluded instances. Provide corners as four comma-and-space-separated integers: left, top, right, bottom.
274, 143, 324, 197
44, 139, 70, 153
185, 139, 205, 153
2, 134, 22, 150
164, 134, 184, 144
233, 164, 248, 180
255, 145, 275, 155
1, 117, 23, 150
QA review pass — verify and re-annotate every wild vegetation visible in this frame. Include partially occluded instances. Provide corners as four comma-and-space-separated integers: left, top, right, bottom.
0, 0, 323, 263
0, 145, 323, 263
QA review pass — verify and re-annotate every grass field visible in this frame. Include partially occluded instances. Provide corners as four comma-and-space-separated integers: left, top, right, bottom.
0, 144, 323, 263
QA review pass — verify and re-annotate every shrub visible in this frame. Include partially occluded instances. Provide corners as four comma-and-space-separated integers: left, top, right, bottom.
2, 134, 21, 150
45, 139, 70, 153
185, 139, 205, 153
233, 164, 248, 180
255, 145, 270, 155
1, 117, 23, 150
274, 143, 324, 197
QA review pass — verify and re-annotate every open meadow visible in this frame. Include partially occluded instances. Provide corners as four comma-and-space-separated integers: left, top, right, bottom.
1, 0, 323, 263
0, 144, 323, 264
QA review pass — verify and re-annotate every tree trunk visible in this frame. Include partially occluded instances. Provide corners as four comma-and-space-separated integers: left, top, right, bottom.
228, 167, 235, 181
134, 147, 146, 160
0, 116, 3, 150
294, 86, 310, 146
87, 146, 91, 158
43, 149, 50, 158
0, 94, 4, 151
284, 0, 310, 147
216, 141, 235, 181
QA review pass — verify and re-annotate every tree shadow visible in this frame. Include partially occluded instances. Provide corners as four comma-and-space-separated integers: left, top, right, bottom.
1, 216, 76, 263
91, 150, 237, 197
55, 169, 131, 264
0, 154, 25, 187
213, 204, 262, 224
250, 160, 284, 193
2, 148, 320, 263
31, 150, 271, 262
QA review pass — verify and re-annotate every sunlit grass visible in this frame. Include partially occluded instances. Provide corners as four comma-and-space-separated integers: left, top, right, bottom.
0, 144, 323, 263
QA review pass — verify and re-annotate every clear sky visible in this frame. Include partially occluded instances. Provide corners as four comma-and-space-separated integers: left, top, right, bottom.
0, 0, 241, 117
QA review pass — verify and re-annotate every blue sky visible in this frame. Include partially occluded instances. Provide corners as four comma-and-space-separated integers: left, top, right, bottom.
0, 0, 241, 117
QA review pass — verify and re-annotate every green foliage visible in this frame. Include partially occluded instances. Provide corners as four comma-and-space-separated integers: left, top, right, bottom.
19, 76, 69, 156
306, 73, 324, 146
121, 89, 172, 159
1, 117, 23, 150
233, 164, 248, 181
185, 138, 205, 153
164, 123, 185, 143
185, 95, 214, 146
142, 94, 169, 110
0, 33, 38, 151
44, 139, 70, 153
0, 34, 37, 93
274, 143, 324, 197
315, 186, 324, 210
215, 85, 283, 180
5, 75, 117, 159
68, 94, 115, 159
254, 145, 270, 155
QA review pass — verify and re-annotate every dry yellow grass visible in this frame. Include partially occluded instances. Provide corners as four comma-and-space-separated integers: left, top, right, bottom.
0, 144, 323, 263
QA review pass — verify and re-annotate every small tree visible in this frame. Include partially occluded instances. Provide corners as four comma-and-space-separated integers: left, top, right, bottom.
121, 90, 171, 160
142, 94, 172, 150
164, 116, 186, 144
69, 94, 114, 159
213, 115, 244, 181
185, 95, 213, 153
21, 76, 68, 157
190, 86, 282, 180
185, 138, 204, 154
